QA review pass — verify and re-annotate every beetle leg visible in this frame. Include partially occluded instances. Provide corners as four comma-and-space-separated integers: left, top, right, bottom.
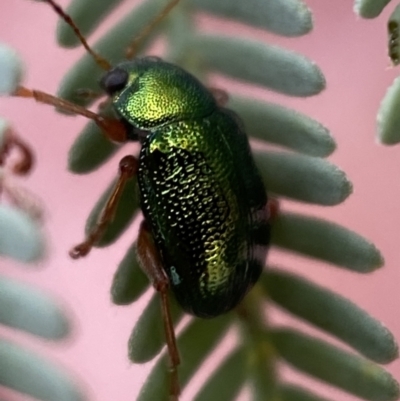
267, 197, 280, 221
13, 86, 128, 143
137, 220, 181, 400
69, 155, 138, 259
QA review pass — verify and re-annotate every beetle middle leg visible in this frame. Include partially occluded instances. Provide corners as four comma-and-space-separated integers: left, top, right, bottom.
137, 220, 181, 400
70, 155, 138, 259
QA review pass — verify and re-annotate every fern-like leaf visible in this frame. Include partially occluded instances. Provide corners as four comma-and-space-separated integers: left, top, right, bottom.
4, 2, 399, 401
0, 45, 85, 401
55, 1, 399, 399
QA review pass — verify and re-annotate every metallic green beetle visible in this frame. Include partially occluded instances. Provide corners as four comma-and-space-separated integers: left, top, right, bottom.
100, 58, 271, 318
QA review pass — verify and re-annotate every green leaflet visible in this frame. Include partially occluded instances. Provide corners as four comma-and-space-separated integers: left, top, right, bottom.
190, 0, 313, 37
194, 348, 246, 401
262, 270, 398, 363
254, 151, 351, 205
0, 205, 44, 262
377, 76, 400, 145
354, 0, 392, 18
0, 276, 70, 340
271, 212, 383, 272
57, 0, 313, 46
111, 242, 149, 305
0, 339, 85, 401
1, 42, 83, 400
271, 329, 400, 401
388, 5, 400, 66
0, 44, 23, 95
229, 95, 335, 157
192, 34, 326, 96
68, 119, 120, 173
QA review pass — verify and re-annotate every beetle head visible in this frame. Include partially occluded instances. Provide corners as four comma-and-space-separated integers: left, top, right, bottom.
100, 57, 216, 130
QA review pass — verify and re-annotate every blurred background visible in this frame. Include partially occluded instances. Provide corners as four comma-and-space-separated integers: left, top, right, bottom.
1, 1, 399, 400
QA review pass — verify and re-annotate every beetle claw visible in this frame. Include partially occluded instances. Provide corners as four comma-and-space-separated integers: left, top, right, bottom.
69, 243, 91, 259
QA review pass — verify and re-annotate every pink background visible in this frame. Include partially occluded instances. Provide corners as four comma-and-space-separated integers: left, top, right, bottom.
1, 1, 399, 400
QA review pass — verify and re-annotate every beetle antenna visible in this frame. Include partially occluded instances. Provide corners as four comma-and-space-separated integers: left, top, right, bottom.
13, 86, 127, 143
126, 0, 181, 59
40, 0, 112, 71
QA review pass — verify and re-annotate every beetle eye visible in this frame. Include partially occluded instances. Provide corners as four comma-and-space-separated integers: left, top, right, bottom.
100, 68, 129, 95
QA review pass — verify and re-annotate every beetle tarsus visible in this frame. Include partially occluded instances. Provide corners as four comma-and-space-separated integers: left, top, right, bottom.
69, 243, 91, 259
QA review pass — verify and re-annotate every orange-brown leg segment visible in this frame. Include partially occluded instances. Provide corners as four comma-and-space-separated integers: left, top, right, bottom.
38, 0, 111, 71
69, 155, 138, 259
137, 220, 181, 400
13, 86, 128, 143
267, 198, 280, 221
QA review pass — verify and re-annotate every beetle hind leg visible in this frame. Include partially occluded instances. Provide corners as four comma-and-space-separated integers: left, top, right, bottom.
137, 220, 181, 400
267, 197, 279, 221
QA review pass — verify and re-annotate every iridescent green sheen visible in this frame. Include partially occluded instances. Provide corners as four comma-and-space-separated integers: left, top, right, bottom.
108, 57, 270, 318
113, 58, 215, 129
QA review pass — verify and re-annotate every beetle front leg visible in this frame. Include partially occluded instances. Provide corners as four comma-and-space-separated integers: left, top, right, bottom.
70, 155, 138, 259
137, 220, 181, 400
13, 86, 128, 143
